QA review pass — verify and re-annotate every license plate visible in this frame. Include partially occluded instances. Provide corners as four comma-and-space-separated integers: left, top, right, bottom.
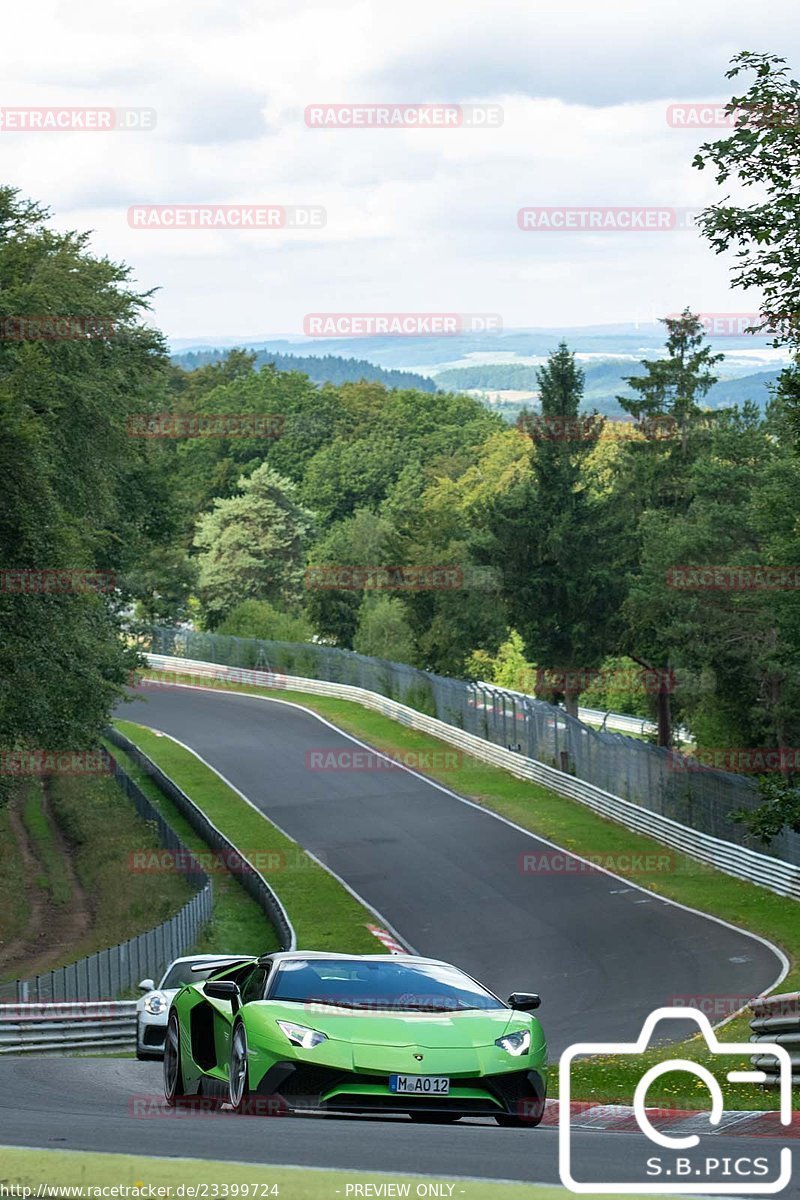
389, 1074, 450, 1095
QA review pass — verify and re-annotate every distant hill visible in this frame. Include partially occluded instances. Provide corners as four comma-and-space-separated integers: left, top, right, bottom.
171, 348, 437, 393
434, 361, 781, 417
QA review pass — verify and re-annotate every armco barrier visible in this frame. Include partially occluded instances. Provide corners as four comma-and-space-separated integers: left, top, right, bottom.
105, 726, 295, 953
0, 1002, 136, 1054
8, 750, 213, 1004
145, 653, 800, 902
750, 993, 800, 1087
145, 626, 800, 871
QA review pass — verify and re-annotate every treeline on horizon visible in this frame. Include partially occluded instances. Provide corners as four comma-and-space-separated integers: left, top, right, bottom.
172, 348, 437, 393
2, 52, 800, 839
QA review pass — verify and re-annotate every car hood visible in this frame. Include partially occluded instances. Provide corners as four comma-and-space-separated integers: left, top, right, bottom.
252, 1002, 520, 1047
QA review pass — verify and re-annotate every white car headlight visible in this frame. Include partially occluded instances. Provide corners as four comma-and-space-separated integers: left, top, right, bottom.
144, 992, 168, 1016
495, 1029, 531, 1056
276, 1020, 328, 1049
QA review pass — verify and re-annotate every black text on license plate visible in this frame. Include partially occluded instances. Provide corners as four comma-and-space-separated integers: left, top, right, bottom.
389, 1074, 450, 1095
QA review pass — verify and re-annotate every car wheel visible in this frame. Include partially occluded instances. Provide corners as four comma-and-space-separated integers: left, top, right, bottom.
409, 1112, 461, 1124
163, 1012, 184, 1106
229, 1021, 251, 1113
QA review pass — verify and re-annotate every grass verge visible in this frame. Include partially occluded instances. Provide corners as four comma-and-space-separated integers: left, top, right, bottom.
134, 672, 799, 1110
0, 801, 29, 956
103, 735, 279, 958
46, 771, 195, 965
0, 1145, 648, 1200
113, 719, 383, 956
20, 784, 71, 904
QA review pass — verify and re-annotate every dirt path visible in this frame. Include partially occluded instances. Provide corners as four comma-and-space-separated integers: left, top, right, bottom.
0, 785, 92, 982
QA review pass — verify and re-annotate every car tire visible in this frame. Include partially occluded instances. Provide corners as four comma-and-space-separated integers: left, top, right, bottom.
163, 1012, 185, 1106
229, 1020, 251, 1114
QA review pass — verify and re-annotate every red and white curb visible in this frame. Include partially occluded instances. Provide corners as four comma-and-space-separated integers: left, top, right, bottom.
542, 1101, 800, 1138
366, 923, 407, 955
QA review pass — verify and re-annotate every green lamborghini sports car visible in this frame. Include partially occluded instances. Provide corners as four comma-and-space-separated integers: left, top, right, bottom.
163, 951, 547, 1125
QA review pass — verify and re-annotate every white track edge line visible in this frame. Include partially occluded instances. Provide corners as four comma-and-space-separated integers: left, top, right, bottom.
127, 682, 791, 1013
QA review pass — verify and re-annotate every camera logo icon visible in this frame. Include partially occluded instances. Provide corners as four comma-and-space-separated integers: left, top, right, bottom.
559, 1006, 793, 1194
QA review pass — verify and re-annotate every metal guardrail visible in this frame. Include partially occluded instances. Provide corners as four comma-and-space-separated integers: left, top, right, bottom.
750, 993, 800, 1087
105, 727, 296, 952
0, 1002, 136, 1054
145, 626, 800, 873
4, 751, 212, 1005
145, 652, 800, 901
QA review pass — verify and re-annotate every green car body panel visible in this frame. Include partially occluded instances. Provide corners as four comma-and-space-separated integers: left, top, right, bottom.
165, 952, 548, 1123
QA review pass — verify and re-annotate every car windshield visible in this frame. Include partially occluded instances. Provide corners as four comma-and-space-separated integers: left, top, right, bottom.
271, 959, 504, 1012
160, 962, 222, 990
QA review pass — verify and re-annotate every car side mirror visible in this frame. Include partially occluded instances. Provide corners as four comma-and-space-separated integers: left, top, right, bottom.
205, 979, 241, 1013
507, 992, 541, 1011
138, 979, 155, 993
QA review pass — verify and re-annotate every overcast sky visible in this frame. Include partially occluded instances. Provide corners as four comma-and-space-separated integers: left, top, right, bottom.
3, 0, 798, 342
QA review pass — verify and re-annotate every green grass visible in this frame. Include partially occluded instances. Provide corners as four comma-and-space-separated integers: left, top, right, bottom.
103, 736, 279, 957
0, 801, 29, 954
0, 1145, 582, 1200
20, 784, 71, 905
113, 720, 383, 955
136, 671, 798, 1111
45, 771, 195, 966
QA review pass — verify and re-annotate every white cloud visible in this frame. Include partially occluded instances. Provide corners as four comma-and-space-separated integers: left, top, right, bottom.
0, 0, 795, 337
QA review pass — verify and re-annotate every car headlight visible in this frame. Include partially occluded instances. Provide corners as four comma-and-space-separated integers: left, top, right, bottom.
276, 1020, 328, 1049
495, 1029, 531, 1056
144, 992, 168, 1016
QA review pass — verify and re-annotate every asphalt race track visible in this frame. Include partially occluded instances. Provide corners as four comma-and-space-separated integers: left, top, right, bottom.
3, 682, 790, 1190
0, 1057, 797, 1193
117, 683, 783, 1052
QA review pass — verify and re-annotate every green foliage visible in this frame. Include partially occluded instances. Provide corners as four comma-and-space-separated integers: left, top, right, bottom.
353, 595, 417, 664
466, 630, 536, 693
733, 774, 800, 844
217, 599, 314, 643
477, 343, 626, 713
579, 655, 652, 718
194, 462, 315, 628
0, 187, 169, 799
